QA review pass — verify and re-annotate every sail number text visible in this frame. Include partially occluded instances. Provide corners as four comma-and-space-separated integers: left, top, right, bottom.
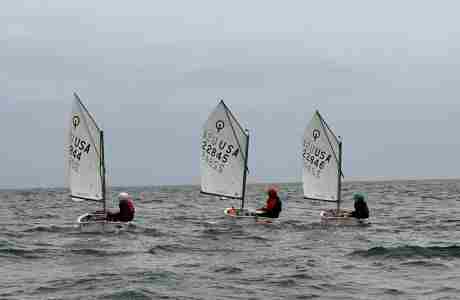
302, 140, 333, 178
201, 131, 240, 173
69, 135, 91, 161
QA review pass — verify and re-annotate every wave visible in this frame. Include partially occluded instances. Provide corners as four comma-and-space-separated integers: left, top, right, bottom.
288, 272, 315, 280
22, 222, 164, 237
173, 262, 201, 268
200, 224, 272, 243
148, 243, 238, 255
130, 270, 178, 286
0, 247, 41, 258
128, 225, 166, 237
350, 245, 460, 259
200, 227, 225, 236
212, 265, 243, 274
379, 288, 405, 296
292, 294, 321, 299
0, 245, 59, 259
400, 260, 447, 268
232, 234, 272, 242
31, 271, 179, 299
30, 272, 123, 299
100, 288, 198, 300
1, 240, 140, 259
69, 248, 135, 257
23, 224, 73, 233
29, 213, 59, 220
277, 220, 330, 231
200, 226, 246, 237
269, 278, 298, 287
1, 231, 25, 238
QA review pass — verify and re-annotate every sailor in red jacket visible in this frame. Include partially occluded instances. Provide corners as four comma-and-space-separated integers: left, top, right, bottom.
107, 192, 135, 222
256, 188, 282, 218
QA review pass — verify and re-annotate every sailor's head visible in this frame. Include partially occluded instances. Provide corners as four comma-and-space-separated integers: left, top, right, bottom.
118, 192, 131, 201
266, 187, 278, 198
352, 192, 366, 205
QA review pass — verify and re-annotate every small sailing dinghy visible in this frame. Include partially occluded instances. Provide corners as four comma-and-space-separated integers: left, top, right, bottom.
200, 100, 258, 218
302, 111, 368, 225
67, 93, 132, 232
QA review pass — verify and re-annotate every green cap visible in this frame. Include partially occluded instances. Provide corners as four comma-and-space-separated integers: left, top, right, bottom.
352, 192, 366, 202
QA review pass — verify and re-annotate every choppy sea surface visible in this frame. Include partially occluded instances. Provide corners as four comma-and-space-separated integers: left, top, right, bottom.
2, 180, 460, 300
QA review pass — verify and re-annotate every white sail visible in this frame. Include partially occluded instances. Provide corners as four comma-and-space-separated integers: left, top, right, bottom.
302, 111, 341, 201
200, 101, 248, 199
67, 93, 104, 201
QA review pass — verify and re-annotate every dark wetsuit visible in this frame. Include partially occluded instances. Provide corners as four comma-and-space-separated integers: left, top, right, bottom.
350, 199, 369, 219
107, 199, 135, 222
257, 190, 282, 218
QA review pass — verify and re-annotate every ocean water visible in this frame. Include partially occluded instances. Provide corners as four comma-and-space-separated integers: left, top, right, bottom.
2, 180, 460, 300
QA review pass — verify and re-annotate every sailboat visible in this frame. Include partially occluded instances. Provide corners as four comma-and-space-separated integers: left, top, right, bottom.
200, 100, 255, 218
67, 93, 131, 232
302, 110, 367, 225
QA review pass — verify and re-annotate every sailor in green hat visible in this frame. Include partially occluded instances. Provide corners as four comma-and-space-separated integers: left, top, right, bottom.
349, 192, 369, 219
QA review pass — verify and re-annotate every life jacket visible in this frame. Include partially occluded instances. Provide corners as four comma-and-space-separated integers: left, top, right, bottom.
118, 199, 135, 222
270, 197, 282, 218
265, 189, 282, 218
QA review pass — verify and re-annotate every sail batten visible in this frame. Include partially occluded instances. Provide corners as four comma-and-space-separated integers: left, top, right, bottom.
302, 111, 341, 202
67, 93, 105, 202
200, 101, 249, 201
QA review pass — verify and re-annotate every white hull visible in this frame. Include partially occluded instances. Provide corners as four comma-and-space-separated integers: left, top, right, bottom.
320, 209, 369, 226
223, 207, 276, 223
224, 207, 256, 218
77, 213, 132, 233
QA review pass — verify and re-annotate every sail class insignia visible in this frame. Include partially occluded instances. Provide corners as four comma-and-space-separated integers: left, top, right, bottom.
72, 116, 80, 129
216, 120, 225, 132
312, 129, 320, 141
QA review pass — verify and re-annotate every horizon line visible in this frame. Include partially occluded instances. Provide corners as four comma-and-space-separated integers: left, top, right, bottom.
1, 176, 460, 191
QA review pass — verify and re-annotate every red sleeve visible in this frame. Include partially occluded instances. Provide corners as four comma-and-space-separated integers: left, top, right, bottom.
128, 199, 135, 213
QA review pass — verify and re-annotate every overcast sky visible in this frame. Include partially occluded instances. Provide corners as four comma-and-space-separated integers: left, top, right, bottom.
2, 1, 460, 188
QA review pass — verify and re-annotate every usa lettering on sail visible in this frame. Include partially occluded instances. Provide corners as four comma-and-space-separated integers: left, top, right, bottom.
302, 140, 332, 173
201, 131, 240, 173
69, 134, 92, 161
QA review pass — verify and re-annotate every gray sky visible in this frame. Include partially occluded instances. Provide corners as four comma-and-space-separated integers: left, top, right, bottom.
2, 1, 460, 188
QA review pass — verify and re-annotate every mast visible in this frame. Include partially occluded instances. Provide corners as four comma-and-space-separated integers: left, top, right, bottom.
100, 131, 106, 214
336, 140, 343, 213
241, 129, 249, 209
